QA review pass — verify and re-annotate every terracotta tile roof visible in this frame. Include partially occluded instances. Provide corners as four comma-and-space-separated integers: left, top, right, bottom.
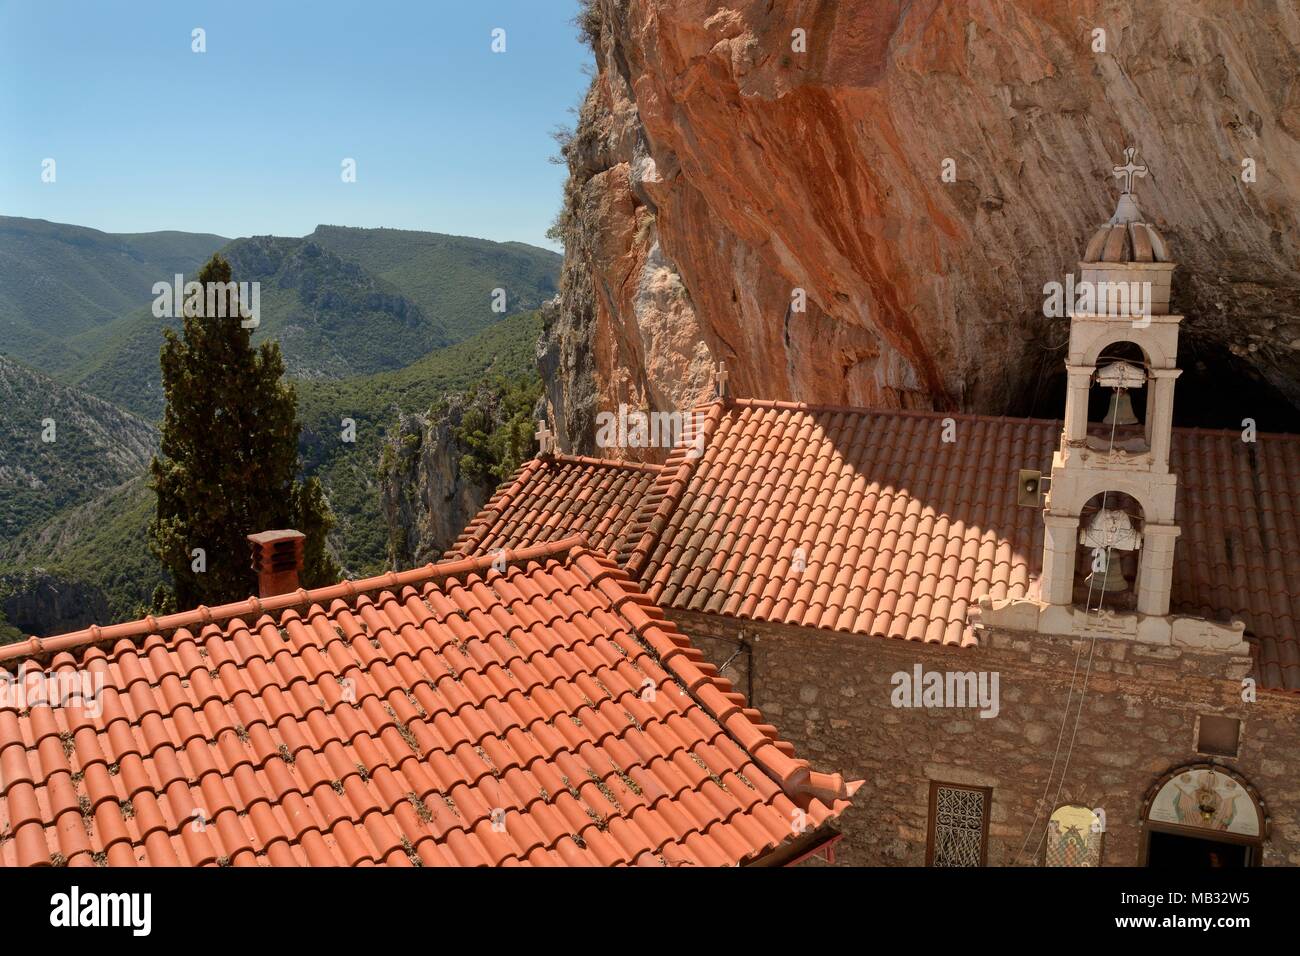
621, 399, 1300, 692
447, 455, 663, 561
624, 401, 1053, 648
0, 538, 857, 867
1173, 429, 1300, 693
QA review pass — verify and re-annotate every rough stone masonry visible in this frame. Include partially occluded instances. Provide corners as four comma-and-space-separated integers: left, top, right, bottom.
674, 609, 1300, 866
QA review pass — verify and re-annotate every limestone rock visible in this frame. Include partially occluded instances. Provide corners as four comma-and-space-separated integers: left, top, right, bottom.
378, 395, 502, 568
545, 0, 1300, 453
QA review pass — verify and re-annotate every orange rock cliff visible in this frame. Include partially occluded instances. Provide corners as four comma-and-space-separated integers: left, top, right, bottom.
539, 0, 1300, 457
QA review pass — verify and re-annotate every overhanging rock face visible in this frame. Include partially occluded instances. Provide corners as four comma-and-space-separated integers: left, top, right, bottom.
545, 0, 1300, 451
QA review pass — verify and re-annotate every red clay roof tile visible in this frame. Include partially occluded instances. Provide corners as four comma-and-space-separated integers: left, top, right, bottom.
446, 455, 662, 562
618, 399, 1300, 693
0, 539, 856, 867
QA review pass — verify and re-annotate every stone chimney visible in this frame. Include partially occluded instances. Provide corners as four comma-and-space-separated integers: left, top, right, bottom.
247, 529, 306, 597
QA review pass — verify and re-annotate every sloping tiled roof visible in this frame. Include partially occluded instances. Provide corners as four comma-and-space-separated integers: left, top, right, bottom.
0, 539, 857, 867
624, 401, 1053, 648
620, 399, 1300, 693
1173, 429, 1300, 692
447, 455, 663, 561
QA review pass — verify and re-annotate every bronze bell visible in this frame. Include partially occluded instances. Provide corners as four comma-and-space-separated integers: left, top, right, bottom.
1102, 390, 1139, 426
1085, 554, 1129, 592
1079, 507, 1140, 593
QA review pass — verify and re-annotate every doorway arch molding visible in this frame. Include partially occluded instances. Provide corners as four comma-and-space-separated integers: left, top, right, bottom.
1140, 762, 1268, 846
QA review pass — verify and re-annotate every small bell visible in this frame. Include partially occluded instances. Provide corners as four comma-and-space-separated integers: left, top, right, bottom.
1079, 507, 1141, 593
1102, 390, 1139, 426
1085, 552, 1129, 592
1079, 508, 1142, 552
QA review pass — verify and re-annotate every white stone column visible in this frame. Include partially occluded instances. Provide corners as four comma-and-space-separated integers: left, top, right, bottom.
1136, 523, 1180, 616
1040, 513, 1079, 605
1063, 365, 1093, 446
1147, 368, 1181, 472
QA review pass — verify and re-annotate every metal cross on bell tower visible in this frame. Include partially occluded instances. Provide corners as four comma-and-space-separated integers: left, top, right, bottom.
1112, 146, 1148, 195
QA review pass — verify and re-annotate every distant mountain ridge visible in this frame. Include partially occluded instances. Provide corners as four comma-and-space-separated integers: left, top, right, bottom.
0, 217, 560, 418
0, 217, 227, 374
70, 234, 451, 417
308, 224, 559, 341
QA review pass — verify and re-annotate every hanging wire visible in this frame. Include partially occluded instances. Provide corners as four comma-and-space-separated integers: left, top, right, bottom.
1028, 381, 1128, 864
1015, 377, 1129, 864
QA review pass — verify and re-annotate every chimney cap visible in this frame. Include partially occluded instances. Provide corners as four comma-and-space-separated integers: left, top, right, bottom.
247, 529, 306, 546
248, 529, 306, 597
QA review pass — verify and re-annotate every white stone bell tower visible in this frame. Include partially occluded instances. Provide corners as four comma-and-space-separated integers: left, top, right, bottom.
1038, 147, 1182, 618
978, 148, 1247, 654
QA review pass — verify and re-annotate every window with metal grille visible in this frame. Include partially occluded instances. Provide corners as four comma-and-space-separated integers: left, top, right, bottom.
927, 782, 990, 866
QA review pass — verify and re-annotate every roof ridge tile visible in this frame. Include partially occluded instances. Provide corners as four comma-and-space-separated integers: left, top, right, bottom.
623, 404, 726, 578
1, 536, 592, 672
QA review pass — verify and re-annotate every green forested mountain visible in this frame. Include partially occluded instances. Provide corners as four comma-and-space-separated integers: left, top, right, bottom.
0, 217, 226, 373
0, 311, 544, 637
298, 309, 544, 574
0, 355, 161, 642
67, 235, 450, 418
0, 476, 163, 630
0, 218, 560, 419
309, 225, 559, 341
0, 216, 554, 640
0, 354, 157, 540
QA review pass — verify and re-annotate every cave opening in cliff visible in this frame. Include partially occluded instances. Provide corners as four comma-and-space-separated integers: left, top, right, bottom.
1014, 338, 1300, 435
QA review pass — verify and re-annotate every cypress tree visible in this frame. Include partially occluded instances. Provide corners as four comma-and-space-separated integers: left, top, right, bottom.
148, 253, 339, 608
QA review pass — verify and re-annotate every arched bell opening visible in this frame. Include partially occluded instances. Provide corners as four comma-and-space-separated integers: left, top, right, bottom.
1086, 341, 1150, 453
1014, 334, 1300, 431
1073, 490, 1144, 612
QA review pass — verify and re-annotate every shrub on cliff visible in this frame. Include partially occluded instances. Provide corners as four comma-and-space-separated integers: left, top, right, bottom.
452, 376, 543, 487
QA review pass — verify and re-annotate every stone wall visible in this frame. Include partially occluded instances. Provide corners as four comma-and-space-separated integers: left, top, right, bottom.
672, 609, 1300, 867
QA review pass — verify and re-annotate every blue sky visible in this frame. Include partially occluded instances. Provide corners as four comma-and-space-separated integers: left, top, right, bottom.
0, 0, 592, 249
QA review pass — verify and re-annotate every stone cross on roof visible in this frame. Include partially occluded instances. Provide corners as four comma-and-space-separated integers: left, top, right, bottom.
1112, 146, 1148, 195
714, 360, 730, 401
534, 420, 556, 458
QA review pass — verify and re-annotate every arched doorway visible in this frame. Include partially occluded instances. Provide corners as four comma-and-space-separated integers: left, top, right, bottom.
1140, 764, 1267, 867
